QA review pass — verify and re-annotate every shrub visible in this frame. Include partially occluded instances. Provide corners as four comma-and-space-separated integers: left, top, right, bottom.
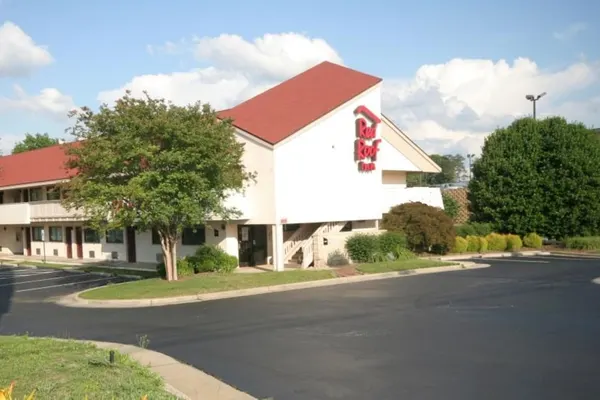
506, 234, 523, 251
466, 235, 481, 252
455, 224, 476, 237
378, 232, 407, 255
382, 202, 455, 254
523, 232, 543, 249
452, 237, 468, 253
486, 233, 508, 251
327, 250, 349, 266
345, 233, 379, 263
564, 236, 600, 250
393, 246, 417, 260
456, 222, 494, 238
156, 257, 195, 279
478, 236, 488, 252
188, 245, 238, 273
442, 192, 460, 220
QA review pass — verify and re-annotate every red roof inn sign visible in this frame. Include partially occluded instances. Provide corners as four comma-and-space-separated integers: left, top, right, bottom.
354, 105, 382, 172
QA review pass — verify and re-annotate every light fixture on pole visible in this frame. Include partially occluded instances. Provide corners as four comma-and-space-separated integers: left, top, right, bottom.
467, 153, 475, 181
525, 92, 547, 120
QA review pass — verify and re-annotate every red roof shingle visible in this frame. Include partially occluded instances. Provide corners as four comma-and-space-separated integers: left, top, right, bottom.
0, 144, 76, 188
218, 61, 382, 144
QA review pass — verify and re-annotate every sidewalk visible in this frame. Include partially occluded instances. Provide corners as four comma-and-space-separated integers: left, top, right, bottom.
90, 340, 256, 400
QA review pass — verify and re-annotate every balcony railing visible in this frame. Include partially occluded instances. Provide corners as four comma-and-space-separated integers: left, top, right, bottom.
29, 200, 85, 222
0, 203, 31, 224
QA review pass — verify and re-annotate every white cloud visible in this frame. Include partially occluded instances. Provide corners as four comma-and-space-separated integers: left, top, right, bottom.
554, 22, 587, 41
100, 32, 600, 157
0, 132, 22, 155
0, 85, 76, 121
0, 21, 53, 77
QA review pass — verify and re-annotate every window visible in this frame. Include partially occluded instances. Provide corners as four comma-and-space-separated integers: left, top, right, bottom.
32, 227, 44, 241
29, 188, 43, 202
49, 226, 63, 242
182, 226, 205, 246
84, 228, 100, 243
106, 229, 124, 244
0, 191, 3, 204
283, 224, 301, 232
341, 222, 353, 232
151, 228, 161, 245
46, 186, 60, 200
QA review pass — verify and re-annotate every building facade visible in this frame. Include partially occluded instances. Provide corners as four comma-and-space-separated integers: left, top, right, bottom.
0, 61, 442, 271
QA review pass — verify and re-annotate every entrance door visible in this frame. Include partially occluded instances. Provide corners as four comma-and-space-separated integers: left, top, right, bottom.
126, 226, 136, 263
237, 225, 268, 266
24, 227, 31, 256
65, 227, 73, 259
75, 227, 83, 258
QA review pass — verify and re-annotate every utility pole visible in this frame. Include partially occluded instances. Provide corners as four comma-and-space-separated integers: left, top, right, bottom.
525, 92, 547, 119
467, 153, 475, 181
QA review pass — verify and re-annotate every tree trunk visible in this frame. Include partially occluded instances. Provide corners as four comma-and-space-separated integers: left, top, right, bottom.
159, 230, 179, 281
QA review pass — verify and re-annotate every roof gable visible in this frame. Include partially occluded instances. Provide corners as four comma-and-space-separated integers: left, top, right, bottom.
218, 61, 382, 144
0, 143, 76, 189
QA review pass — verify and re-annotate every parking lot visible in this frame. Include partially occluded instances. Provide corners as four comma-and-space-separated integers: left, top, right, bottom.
0, 265, 132, 300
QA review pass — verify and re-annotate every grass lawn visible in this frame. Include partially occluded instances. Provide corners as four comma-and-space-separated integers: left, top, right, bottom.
0, 336, 176, 400
80, 259, 453, 300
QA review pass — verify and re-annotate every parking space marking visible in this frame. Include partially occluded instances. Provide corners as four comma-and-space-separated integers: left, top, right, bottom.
16, 277, 113, 293
0, 270, 63, 280
517, 255, 600, 262
0, 274, 84, 288
484, 258, 550, 263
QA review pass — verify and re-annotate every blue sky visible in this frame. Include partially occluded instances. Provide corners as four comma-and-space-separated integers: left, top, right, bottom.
1, 0, 599, 154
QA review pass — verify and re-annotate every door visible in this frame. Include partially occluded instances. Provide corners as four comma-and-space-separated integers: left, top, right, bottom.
75, 227, 83, 259
24, 227, 31, 256
126, 226, 137, 263
237, 225, 268, 266
65, 227, 73, 259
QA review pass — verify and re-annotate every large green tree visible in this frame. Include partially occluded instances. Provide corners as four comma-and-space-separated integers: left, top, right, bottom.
407, 153, 466, 186
469, 117, 600, 239
61, 92, 254, 281
12, 133, 59, 154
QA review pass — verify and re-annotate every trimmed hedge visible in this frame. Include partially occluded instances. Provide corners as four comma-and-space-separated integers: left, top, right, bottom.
189, 244, 238, 273
345, 232, 413, 263
523, 232, 543, 249
486, 233, 508, 251
466, 235, 481, 252
452, 237, 468, 253
345, 233, 379, 263
455, 222, 494, 238
564, 236, 600, 250
506, 234, 523, 251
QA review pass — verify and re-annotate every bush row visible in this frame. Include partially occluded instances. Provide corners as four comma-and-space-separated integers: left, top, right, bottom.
343, 231, 415, 264
564, 236, 600, 250
157, 244, 238, 279
452, 232, 543, 253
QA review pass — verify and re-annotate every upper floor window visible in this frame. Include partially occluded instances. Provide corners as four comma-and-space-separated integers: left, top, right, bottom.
46, 186, 60, 201
29, 188, 43, 202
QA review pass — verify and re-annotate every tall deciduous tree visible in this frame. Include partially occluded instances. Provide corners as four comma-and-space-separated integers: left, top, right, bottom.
407, 154, 466, 187
61, 92, 254, 281
12, 133, 59, 154
469, 117, 600, 238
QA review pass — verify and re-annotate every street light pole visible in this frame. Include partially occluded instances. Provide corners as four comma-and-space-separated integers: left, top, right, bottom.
467, 153, 475, 181
525, 92, 547, 119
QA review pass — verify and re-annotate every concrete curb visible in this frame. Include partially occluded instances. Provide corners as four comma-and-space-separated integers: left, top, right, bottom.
57, 262, 488, 309
430, 250, 551, 261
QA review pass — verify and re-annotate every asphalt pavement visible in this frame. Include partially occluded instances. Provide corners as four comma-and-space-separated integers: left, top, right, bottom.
1, 255, 600, 400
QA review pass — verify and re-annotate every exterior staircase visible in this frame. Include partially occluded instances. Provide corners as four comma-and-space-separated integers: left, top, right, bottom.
283, 221, 348, 268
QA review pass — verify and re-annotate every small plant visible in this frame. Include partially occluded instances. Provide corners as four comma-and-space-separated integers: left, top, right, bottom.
327, 250, 349, 266
393, 246, 416, 260
136, 334, 150, 349
486, 233, 508, 251
523, 232, 543, 249
378, 232, 407, 256
466, 235, 480, 252
506, 234, 523, 251
564, 236, 600, 250
452, 237, 468, 253
345, 233, 379, 263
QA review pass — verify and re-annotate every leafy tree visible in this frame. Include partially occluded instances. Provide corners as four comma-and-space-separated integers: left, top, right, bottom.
442, 192, 460, 220
61, 92, 254, 281
469, 117, 600, 239
406, 154, 466, 187
12, 133, 59, 154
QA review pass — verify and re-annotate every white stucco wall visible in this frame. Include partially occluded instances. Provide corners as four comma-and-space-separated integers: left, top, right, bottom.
0, 226, 23, 255
378, 139, 420, 172
273, 85, 384, 224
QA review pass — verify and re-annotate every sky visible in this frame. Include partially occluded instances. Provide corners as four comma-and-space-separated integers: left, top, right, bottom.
1, 0, 599, 156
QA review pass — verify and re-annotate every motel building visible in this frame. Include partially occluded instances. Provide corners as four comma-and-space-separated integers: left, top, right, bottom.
0, 61, 443, 271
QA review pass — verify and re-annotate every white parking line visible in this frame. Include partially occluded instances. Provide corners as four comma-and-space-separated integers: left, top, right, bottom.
485, 258, 550, 263
16, 277, 112, 293
519, 255, 600, 262
0, 275, 82, 288
0, 271, 62, 280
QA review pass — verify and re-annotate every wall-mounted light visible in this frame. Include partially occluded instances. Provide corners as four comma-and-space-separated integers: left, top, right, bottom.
323, 237, 328, 246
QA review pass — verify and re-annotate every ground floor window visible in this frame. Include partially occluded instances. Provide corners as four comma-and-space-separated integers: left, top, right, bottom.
84, 228, 100, 243
151, 228, 161, 245
182, 226, 205, 246
49, 226, 63, 242
105, 229, 124, 244
32, 226, 43, 241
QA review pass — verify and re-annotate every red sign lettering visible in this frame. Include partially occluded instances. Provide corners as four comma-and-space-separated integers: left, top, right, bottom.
353, 105, 381, 172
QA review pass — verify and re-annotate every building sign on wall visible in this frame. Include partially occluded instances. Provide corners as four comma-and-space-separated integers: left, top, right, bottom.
354, 105, 381, 172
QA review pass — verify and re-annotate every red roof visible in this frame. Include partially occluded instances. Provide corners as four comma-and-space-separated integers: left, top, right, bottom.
217, 61, 382, 144
0, 143, 76, 188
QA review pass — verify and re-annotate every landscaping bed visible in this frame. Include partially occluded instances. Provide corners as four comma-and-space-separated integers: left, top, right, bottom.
79, 259, 452, 300
0, 336, 175, 399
